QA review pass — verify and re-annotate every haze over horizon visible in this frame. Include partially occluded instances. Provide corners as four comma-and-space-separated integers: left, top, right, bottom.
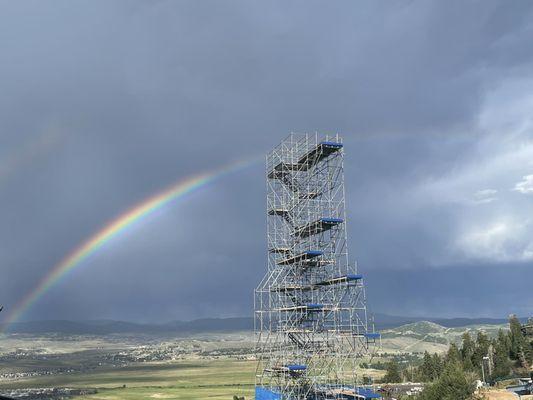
2, 1, 533, 324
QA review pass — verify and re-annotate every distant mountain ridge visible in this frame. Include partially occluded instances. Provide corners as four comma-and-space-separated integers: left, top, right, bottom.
0, 314, 519, 334
0, 317, 252, 335
372, 313, 514, 329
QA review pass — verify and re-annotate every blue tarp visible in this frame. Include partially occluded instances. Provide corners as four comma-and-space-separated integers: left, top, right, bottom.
255, 387, 282, 400
345, 274, 363, 281
355, 387, 382, 399
286, 364, 307, 371
278, 250, 323, 265
364, 332, 381, 339
320, 217, 344, 224
320, 141, 343, 148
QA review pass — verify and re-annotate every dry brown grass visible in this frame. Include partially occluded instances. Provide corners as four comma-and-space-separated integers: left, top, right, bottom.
481, 389, 533, 399
481, 390, 516, 399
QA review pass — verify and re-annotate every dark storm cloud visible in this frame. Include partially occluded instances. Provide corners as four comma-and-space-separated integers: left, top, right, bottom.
1, 0, 532, 322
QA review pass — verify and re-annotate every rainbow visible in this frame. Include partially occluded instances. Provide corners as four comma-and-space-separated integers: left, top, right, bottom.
1, 157, 257, 332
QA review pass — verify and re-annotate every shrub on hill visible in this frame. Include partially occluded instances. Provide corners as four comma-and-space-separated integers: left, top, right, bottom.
416, 362, 476, 400
382, 359, 402, 383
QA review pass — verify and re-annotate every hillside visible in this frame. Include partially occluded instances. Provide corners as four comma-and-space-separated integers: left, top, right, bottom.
372, 313, 513, 329
379, 320, 508, 354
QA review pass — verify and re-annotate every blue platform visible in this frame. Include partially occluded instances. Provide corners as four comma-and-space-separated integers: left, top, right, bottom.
364, 332, 381, 339
278, 250, 323, 265
346, 274, 363, 281
295, 217, 344, 238
315, 274, 363, 287
255, 387, 282, 400
355, 387, 382, 399
320, 141, 343, 148
286, 364, 307, 371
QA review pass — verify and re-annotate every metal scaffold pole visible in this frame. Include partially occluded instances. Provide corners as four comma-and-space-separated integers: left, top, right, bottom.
255, 133, 380, 400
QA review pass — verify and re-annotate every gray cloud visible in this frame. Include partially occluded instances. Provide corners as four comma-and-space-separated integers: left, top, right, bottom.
1, 0, 533, 322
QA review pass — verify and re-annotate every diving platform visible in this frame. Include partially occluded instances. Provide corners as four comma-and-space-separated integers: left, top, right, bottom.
271, 274, 362, 292
271, 285, 308, 293
299, 191, 321, 199
267, 162, 298, 179
315, 274, 362, 287
267, 141, 343, 179
268, 247, 291, 254
363, 332, 381, 341
266, 364, 307, 377
297, 141, 343, 170
278, 250, 323, 265
278, 303, 328, 312
299, 259, 335, 268
268, 208, 292, 223
295, 217, 343, 238
286, 364, 307, 371
268, 208, 289, 217
350, 332, 381, 341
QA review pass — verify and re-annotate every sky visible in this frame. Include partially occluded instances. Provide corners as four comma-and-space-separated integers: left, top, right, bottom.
1, 0, 532, 322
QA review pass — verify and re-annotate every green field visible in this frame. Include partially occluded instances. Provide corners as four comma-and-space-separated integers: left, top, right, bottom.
0, 359, 256, 400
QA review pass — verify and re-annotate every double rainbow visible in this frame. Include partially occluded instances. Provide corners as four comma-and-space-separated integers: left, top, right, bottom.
1, 158, 257, 331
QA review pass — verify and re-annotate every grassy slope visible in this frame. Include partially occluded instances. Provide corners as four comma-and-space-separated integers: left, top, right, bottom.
379, 322, 508, 354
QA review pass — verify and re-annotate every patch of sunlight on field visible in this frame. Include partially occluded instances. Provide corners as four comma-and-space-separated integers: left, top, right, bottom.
80, 385, 254, 400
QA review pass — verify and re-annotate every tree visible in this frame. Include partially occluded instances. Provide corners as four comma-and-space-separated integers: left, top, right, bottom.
472, 331, 490, 369
496, 329, 511, 355
383, 359, 402, 383
509, 315, 523, 358
431, 353, 443, 379
446, 343, 462, 365
417, 363, 475, 400
418, 352, 435, 382
523, 319, 533, 365
492, 336, 512, 380
417, 352, 445, 382
460, 332, 475, 371
509, 314, 529, 368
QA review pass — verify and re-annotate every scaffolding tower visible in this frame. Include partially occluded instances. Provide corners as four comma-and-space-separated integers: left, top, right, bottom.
255, 133, 380, 400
